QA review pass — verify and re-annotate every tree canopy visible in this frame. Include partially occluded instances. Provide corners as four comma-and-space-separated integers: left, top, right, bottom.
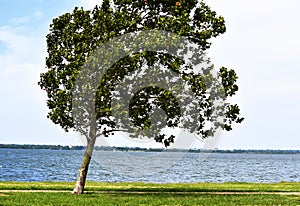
38, 0, 244, 194
39, 0, 243, 146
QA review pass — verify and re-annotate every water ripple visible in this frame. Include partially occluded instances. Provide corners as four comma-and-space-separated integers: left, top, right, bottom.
0, 149, 299, 183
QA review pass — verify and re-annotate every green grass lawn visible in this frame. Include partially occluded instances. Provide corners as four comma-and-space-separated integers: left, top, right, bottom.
0, 182, 300, 205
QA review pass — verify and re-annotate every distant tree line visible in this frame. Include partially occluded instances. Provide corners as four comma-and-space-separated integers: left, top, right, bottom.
0, 144, 84, 150
0, 144, 299, 154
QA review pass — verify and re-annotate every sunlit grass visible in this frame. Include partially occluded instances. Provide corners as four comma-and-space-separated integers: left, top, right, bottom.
1, 192, 300, 206
1, 182, 300, 205
1, 181, 300, 192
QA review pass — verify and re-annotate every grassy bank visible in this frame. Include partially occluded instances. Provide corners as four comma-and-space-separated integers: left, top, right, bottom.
1, 182, 300, 205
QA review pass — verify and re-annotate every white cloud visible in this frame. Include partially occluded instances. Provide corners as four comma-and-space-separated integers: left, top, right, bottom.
11, 10, 43, 24
206, 0, 300, 97
203, 0, 300, 149
0, 26, 31, 53
0, 20, 50, 142
80, 0, 103, 9
11, 16, 31, 24
34, 11, 43, 18
0, 1, 84, 144
0, 26, 43, 78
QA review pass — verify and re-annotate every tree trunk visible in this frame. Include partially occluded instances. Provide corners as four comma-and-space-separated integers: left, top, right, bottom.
72, 98, 98, 194
72, 137, 96, 194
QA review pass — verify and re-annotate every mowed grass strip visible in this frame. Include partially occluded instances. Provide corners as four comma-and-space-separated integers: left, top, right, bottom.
1, 191, 300, 205
1, 182, 300, 205
1, 181, 300, 192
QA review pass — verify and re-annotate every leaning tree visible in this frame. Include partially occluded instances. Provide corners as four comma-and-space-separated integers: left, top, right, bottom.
39, 0, 244, 194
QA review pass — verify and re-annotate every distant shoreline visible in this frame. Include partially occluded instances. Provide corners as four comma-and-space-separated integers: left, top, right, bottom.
0, 144, 299, 154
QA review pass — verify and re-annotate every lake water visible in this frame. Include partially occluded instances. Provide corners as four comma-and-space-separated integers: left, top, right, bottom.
0, 149, 299, 183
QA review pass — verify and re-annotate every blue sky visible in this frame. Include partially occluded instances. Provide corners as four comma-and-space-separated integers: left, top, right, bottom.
0, 0, 299, 149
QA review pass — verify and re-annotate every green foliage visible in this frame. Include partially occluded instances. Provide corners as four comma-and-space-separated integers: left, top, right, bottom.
38, 0, 244, 147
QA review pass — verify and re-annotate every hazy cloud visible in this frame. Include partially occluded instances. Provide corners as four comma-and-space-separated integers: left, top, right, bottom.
80, 0, 102, 9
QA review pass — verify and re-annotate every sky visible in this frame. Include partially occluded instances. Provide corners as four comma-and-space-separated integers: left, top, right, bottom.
0, 0, 299, 150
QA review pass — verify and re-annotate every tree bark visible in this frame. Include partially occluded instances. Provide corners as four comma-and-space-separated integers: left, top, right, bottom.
72, 98, 98, 194
72, 136, 96, 194
72, 104, 98, 195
